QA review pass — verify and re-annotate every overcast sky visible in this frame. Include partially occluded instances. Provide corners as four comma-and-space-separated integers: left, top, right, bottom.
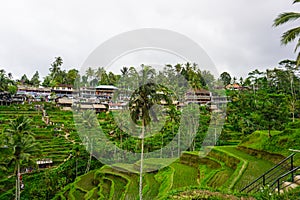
0, 0, 298, 80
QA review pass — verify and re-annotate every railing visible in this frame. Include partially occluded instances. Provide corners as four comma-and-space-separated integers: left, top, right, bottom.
269, 166, 300, 194
240, 153, 296, 193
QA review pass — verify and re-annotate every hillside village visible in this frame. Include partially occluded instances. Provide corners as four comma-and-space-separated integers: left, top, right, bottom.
0, 83, 232, 112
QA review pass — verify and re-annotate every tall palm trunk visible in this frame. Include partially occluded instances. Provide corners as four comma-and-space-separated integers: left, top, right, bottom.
16, 163, 20, 200
290, 74, 295, 122
76, 157, 78, 178
160, 133, 163, 158
171, 124, 174, 158
177, 129, 181, 157
85, 139, 93, 174
139, 119, 145, 200
15, 178, 17, 200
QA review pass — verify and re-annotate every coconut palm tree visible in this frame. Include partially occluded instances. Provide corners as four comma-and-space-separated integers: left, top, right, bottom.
0, 71, 9, 92
273, 0, 300, 66
129, 65, 172, 200
1, 116, 40, 200
49, 57, 63, 78
86, 67, 95, 81
0, 70, 15, 92
95, 67, 105, 80
120, 66, 129, 76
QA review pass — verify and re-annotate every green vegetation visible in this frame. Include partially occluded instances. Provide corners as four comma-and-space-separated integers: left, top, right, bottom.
216, 146, 274, 191
1, 3, 300, 196
0, 103, 103, 199
0, 101, 299, 199
1, 115, 41, 200
54, 146, 279, 199
241, 129, 300, 154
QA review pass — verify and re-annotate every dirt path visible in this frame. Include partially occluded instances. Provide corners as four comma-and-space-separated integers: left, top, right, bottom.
64, 132, 76, 144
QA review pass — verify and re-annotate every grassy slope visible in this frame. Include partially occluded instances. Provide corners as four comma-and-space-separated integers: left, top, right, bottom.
239, 130, 300, 165
217, 146, 274, 190
170, 161, 199, 189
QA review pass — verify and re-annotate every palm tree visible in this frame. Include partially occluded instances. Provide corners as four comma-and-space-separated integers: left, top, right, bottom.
95, 67, 105, 80
273, 0, 300, 66
49, 57, 63, 86
120, 66, 129, 76
0, 71, 9, 91
0, 70, 15, 92
129, 65, 172, 200
50, 57, 63, 77
174, 64, 182, 75
86, 67, 95, 81
2, 116, 40, 200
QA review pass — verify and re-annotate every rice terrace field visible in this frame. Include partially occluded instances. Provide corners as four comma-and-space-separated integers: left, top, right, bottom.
0, 99, 299, 199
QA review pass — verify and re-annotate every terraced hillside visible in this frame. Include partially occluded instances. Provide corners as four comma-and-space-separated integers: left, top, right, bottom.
0, 104, 80, 171
0, 103, 87, 199
217, 146, 275, 190
53, 146, 277, 199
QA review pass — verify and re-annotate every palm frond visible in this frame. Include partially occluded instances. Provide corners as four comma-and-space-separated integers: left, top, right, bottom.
295, 38, 300, 52
296, 52, 300, 67
293, 0, 300, 4
273, 12, 300, 27
281, 27, 300, 45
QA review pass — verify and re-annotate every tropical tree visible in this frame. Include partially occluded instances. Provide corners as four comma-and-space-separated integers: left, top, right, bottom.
66, 69, 79, 86
256, 93, 290, 137
50, 57, 63, 78
81, 75, 88, 87
20, 74, 30, 85
201, 70, 215, 88
94, 67, 111, 85
220, 72, 231, 86
174, 63, 182, 74
95, 67, 105, 80
120, 66, 129, 76
86, 67, 95, 81
1, 116, 40, 200
30, 71, 40, 87
129, 65, 172, 200
273, 0, 300, 66
108, 71, 118, 85
0, 69, 15, 91
48, 57, 63, 86
42, 76, 52, 87
279, 60, 298, 121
